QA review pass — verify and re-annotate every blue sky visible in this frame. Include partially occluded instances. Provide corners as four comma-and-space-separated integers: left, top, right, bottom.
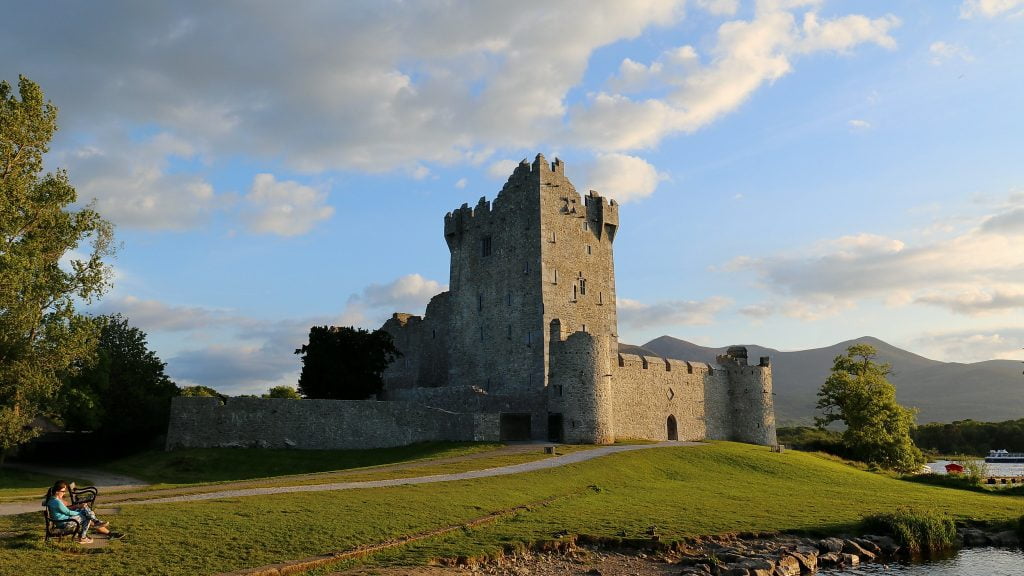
3, 1, 1023, 395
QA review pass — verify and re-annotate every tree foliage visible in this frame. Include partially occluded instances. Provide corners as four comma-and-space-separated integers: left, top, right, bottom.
912, 418, 1024, 456
0, 76, 115, 462
816, 344, 924, 473
60, 314, 178, 450
295, 326, 400, 400
264, 385, 301, 399
180, 385, 222, 398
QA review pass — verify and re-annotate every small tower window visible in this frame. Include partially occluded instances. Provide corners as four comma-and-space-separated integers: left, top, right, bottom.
507, 292, 512, 306
586, 245, 592, 255
583, 221, 589, 231
552, 269, 558, 284
579, 278, 586, 296
478, 293, 483, 312
481, 236, 492, 257
550, 231, 556, 243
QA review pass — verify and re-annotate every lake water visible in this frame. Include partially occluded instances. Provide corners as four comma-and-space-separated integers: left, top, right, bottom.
927, 460, 1024, 477
823, 547, 1024, 575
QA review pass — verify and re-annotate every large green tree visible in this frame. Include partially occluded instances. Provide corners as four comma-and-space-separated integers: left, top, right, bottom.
0, 76, 115, 463
60, 314, 178, 451
816, 344, 924, 473
295, 326, 400, 400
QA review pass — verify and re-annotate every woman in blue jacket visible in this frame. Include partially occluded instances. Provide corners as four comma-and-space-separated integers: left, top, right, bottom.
43, 480, 110, 544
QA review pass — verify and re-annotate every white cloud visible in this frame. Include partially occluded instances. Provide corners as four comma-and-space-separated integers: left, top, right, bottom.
929, 41, 973, 66
848, 119, 872, 130
960, 0, 1024, 18
617, 296, 732, 329
241, 174, 334, 236
338, 274, 447, 328
4, 1, 902, 180
580, 153, 665, 204
914, 329, 1024, 362
694, 0, 740, 16
455, 178, 468, 189
487, 159, 521, 180
60, 131, 217, 230
570, 2, 899, 150
728, 195, 1024, 317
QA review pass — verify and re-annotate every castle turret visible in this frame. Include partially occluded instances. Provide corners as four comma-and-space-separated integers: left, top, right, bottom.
549, 327, 614, 444
716, 347, 777, 446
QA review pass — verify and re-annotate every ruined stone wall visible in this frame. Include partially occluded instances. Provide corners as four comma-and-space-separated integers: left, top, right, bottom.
609, 353, 713, 441
380, 292, 451, 393
165, 396, 478, 450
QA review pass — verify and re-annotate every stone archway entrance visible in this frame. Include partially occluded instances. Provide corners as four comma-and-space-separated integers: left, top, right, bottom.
666, 415, 678, 440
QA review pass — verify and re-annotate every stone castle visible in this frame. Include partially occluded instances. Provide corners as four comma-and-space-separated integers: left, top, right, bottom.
165, 155, 776, 450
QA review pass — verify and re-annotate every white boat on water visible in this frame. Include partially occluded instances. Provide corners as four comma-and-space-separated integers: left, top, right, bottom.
985, 449, 1024, 463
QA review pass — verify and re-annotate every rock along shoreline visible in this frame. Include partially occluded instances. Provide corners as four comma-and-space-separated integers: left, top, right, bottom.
424, 525, 1023, 576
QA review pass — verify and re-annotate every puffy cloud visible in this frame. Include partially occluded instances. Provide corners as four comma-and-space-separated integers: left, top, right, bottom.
929, 41, 973, 66
694, 0, 740, 16
580, 154, 665, 204
58, 131, 217, 230
338, 274, 447, 328
729, 196, 1024, 317
960, 0, 1024, 18
617, 296, 732, 329
569, 2, 898, 149
2, 1, 684, 175
3, 1, 901, 185
240, 174, 334, 236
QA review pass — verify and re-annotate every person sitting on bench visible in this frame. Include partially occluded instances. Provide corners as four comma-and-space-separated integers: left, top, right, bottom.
42, 480, 111, 544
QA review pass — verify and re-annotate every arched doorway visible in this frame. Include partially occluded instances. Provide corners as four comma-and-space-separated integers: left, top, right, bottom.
666, 415, 678, 441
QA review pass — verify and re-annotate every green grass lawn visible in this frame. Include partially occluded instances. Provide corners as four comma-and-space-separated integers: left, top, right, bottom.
0, 442, 1021, 576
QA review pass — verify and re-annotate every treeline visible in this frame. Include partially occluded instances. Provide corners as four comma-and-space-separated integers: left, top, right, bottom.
779, 418, 1024, 459
911, 419, 1024, 456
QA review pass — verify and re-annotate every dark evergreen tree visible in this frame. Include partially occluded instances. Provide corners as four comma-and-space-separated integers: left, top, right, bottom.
295, 326, 400, 400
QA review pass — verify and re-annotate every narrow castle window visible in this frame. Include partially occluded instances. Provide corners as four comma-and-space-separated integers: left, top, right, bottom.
432, 329, 436, 339
478, 293, 483, 312
598, 292, 603, 305
581, 323, 587, 333
586, 245, 592, 255
523, 261, 530, 274
553, 269, 558, 284
579, 278, 586, 296
507, 324, 512, 339
550, 231, 556, 243
481, 236, 492, 257
572, 285, 577, 301
507, 292, 512, 306
583, 221, 589, 231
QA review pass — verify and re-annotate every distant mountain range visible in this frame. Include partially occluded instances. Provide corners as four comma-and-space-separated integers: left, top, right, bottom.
630, 335, 1024, 426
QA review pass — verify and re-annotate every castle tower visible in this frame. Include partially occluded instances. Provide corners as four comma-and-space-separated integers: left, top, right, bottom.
441, 154, 619, 439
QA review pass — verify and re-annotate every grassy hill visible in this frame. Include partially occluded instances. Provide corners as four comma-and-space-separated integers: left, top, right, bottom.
1, 442, 1022, 575
640, 335, 1024, 425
